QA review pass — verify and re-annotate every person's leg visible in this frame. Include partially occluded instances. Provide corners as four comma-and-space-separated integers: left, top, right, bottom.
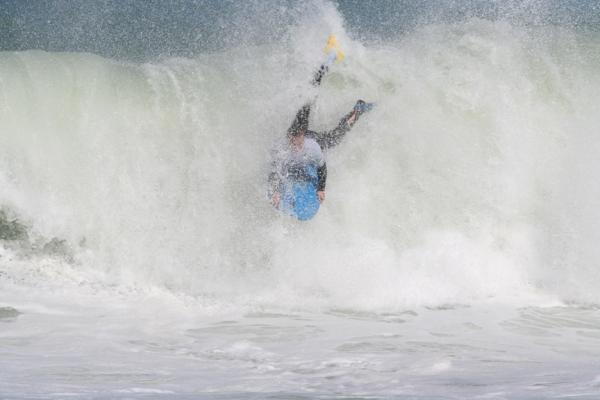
313, 100, 373, 149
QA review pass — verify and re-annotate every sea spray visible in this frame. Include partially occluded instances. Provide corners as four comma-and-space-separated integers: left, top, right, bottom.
1, 11, 600, 311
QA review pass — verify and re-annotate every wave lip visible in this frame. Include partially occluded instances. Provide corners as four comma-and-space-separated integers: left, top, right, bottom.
1, 11, 600, 310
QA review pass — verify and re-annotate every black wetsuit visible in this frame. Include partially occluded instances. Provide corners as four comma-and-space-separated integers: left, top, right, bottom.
268, 103, 363, 195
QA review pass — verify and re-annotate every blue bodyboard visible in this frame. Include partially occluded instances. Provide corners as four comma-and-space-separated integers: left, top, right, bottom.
280, 181, 320, 221
276, 165, 321, 221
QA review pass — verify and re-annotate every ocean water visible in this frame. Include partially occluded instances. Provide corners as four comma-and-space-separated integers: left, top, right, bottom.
2, 0, 600, 398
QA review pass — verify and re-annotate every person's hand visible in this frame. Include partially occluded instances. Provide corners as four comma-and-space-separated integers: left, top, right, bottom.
271, 192, 281, 208
317, 190, 325, 203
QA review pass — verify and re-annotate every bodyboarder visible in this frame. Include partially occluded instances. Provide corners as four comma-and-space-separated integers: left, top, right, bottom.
268, 100, 373, 211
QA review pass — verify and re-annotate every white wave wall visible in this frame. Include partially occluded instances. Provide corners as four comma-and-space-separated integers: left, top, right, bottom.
1, 6, 600, 310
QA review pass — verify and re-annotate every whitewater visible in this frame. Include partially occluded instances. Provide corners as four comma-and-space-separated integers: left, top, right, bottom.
2, 1, 600, 398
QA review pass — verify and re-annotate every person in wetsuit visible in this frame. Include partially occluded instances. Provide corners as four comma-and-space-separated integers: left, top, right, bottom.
268, 100, 373, 208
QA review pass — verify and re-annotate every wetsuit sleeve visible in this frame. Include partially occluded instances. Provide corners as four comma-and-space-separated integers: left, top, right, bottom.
268, 169, 282, 195
312, 108, 359, 150
317, 162, 327, 191
268, 146, 283, 195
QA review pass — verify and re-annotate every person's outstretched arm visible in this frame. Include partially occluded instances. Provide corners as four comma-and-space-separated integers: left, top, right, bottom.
312, 107, 359, 150
312, 100, 373, 150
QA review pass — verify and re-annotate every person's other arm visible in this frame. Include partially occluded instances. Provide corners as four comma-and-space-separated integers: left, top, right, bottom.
317, 162, 327, 203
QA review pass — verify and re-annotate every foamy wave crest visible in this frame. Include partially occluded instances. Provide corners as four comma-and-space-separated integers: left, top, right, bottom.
1, 7, 600, 310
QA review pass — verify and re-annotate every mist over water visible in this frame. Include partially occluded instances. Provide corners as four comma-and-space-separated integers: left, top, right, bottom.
1, 0, 600, 313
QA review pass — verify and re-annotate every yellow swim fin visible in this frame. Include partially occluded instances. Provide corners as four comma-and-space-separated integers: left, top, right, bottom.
324, 34, 345, 62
